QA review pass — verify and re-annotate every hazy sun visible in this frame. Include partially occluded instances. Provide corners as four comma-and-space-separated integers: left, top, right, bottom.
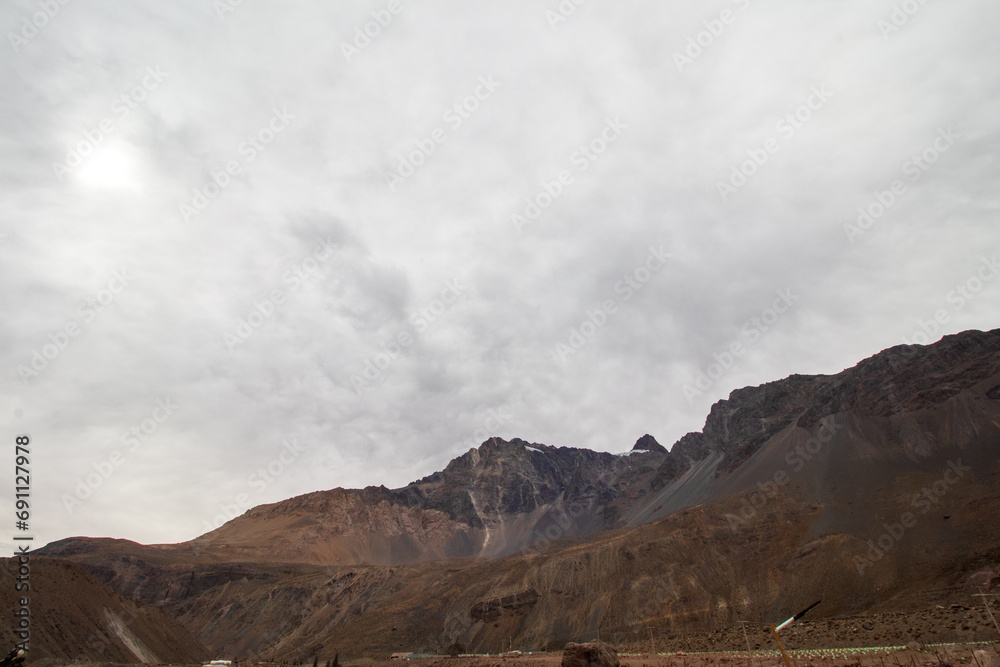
74, 141, 143, 190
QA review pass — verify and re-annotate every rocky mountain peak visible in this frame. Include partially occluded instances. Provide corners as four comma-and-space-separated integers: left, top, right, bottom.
631, 434, 667, 453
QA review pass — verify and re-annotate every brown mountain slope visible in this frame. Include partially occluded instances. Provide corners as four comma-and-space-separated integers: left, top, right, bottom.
0, 556, 207, 663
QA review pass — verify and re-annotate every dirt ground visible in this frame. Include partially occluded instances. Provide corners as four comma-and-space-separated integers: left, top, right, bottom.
25, 643, 999, 667
331, 648, 996, 667
355, 644, 999, 667
534, 603, 1000, 656
22, 602, 1000, 667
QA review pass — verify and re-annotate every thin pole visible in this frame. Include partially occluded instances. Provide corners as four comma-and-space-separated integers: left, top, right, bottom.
770, 625, 792, 667
974, 589, 1000, 639
739, 621, 756, 667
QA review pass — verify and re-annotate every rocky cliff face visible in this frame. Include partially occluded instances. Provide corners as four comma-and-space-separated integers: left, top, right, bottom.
624, 329, 1000, 522
688, 329, 1000, 467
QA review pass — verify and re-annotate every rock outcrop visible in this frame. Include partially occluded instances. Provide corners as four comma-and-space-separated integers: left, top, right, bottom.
561, 641, 620, 667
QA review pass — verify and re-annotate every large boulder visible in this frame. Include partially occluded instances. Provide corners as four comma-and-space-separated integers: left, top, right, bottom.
560, 641, 620, 667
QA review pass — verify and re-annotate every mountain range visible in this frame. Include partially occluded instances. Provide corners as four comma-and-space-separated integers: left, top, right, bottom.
8, 328, 1000, 662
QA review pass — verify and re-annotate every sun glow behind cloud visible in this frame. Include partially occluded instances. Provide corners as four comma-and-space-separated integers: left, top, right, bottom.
73, 141, 144, 191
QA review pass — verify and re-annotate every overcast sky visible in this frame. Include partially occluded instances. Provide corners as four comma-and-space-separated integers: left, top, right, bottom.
1, 0, 998, 550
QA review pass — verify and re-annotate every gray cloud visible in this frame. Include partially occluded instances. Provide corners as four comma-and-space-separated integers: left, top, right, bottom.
1, 0, 998, 549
